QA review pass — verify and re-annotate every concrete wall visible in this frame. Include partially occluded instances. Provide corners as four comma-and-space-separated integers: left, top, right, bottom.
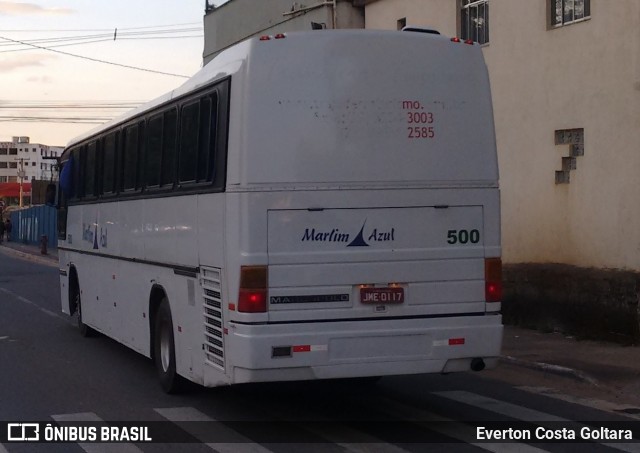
204, 0, 364, 63
485, 0, 640, 272
364, 0, 456, 35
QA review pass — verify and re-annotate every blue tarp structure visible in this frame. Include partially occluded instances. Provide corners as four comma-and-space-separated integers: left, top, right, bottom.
9, 205, 57, 248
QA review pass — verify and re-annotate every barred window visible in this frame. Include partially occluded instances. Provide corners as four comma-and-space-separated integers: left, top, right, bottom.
461, 0, 489, 45
551, 0, 590, 27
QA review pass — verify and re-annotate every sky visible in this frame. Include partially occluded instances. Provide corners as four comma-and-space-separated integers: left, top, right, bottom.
0, 0, 228, 146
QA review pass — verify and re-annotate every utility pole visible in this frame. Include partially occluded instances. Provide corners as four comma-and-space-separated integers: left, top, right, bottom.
15, 157, 30, 208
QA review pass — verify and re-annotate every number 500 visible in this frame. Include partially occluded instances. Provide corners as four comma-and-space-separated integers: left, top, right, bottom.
447, 229, 480, 245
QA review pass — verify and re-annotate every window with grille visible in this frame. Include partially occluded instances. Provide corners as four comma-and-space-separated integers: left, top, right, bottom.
551, 0, 590, 27
461, 0, 489, 45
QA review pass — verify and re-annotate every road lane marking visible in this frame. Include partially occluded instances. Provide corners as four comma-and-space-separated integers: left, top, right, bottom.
435, 391, 640, 453
353, 394, 547, 453
0, 443, 9, 453
154, 407, 274, 453
258, 398, 412, 453
0, 287, 68, 322
517, 386, 640, 421
51, 413, 143, 453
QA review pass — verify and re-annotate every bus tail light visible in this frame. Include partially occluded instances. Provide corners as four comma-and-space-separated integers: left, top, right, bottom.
238, 266, 268, 313
485, 258, 502, 303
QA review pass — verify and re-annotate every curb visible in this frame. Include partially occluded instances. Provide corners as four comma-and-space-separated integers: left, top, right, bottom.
500, 355, 599, 386
0, 244, 58, 268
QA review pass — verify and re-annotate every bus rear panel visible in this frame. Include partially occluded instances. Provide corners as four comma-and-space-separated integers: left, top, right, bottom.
205, 30, 502, 385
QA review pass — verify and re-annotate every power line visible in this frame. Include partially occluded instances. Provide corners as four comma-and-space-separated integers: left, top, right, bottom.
0, 27, 203, 47
0, 35, 190, 78
0, 36, 203, 54
0, 100, 145, 124
0, 116, 112, 124
0, 22, 202, 33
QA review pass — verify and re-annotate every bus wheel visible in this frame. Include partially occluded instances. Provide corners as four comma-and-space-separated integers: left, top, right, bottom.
73, 284, 95, 338
154, 298, 183, 393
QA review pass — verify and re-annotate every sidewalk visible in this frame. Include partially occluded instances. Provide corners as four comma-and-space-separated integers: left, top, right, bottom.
1, 240, 639, 408
490, 325, 640, 411
0, 239, 58, 266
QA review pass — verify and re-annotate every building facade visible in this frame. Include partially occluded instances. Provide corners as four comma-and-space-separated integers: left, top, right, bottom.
203, 0, 366, 63
0, 136, 62, 183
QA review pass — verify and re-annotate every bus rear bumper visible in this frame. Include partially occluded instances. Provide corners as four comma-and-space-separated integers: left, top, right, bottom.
222, 314, 503, 384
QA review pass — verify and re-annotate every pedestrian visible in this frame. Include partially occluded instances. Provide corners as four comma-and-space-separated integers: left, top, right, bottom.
5, 218, 11, 242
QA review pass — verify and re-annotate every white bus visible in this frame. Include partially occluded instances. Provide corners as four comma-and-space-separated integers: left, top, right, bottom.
57, 29, 503, 393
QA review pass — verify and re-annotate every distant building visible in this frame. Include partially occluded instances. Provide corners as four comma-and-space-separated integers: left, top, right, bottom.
203, 0, 366, 63
0, 136, 62, 183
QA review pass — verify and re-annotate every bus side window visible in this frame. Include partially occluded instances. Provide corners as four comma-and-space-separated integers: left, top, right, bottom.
198, 96, 213, 183
161, 109, 178, 188
85, 141, 97, 198
73, 146, 85, 200
146, 114, 163, 189
123, 124, 139, 191
179, 101, 200, 184
103, 132, 117, 195
179, 93, 219, 186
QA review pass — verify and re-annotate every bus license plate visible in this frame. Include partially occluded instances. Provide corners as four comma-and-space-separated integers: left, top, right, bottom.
360, 287, 404, 304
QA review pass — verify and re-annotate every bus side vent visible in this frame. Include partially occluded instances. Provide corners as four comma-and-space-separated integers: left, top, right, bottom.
201, 266, 225, 371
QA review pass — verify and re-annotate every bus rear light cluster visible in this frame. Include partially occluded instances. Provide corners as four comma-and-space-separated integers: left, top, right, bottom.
238, 265, 268, 313
484, 258, 502, 303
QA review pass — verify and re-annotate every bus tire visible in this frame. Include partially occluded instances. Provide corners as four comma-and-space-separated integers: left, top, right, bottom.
154, 298, 183, 393
73, 280, 95, 338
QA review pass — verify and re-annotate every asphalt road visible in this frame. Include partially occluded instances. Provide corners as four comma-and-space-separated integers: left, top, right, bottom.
0, 251, 638, 452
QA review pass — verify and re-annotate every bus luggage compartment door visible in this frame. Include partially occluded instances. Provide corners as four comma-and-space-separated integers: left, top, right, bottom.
266, 206, 487, 321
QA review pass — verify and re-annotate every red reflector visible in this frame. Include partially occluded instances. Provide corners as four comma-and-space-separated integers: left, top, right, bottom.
449, 338, 465, 346
485, 258, 502, 303
485, 282, 502, 303
451, 37, 462, 43
259, 35, 271, 41
464, 39, 474, 45
293, 345, 311, 353
274, 33, 286, 39
238, 289, 267, 313
228, 303, 236, 311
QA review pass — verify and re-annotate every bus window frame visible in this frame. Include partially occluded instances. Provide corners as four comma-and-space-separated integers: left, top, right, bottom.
63, 76, 230, 206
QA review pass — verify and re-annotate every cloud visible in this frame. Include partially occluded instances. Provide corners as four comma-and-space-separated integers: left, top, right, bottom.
0, 53, 56, 71
0, 1, 75, 15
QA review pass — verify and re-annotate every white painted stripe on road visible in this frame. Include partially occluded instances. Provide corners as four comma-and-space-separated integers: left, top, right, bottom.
354, 394, 547, 453
261, 400, 411, 453
435, 391, 567, 422
154, 407, 273, 453
0, 443, 10, 453
0, 287, 67, 322
51, 413, 144, 453
517, 386, 640, 421
435, 391, 640, 453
